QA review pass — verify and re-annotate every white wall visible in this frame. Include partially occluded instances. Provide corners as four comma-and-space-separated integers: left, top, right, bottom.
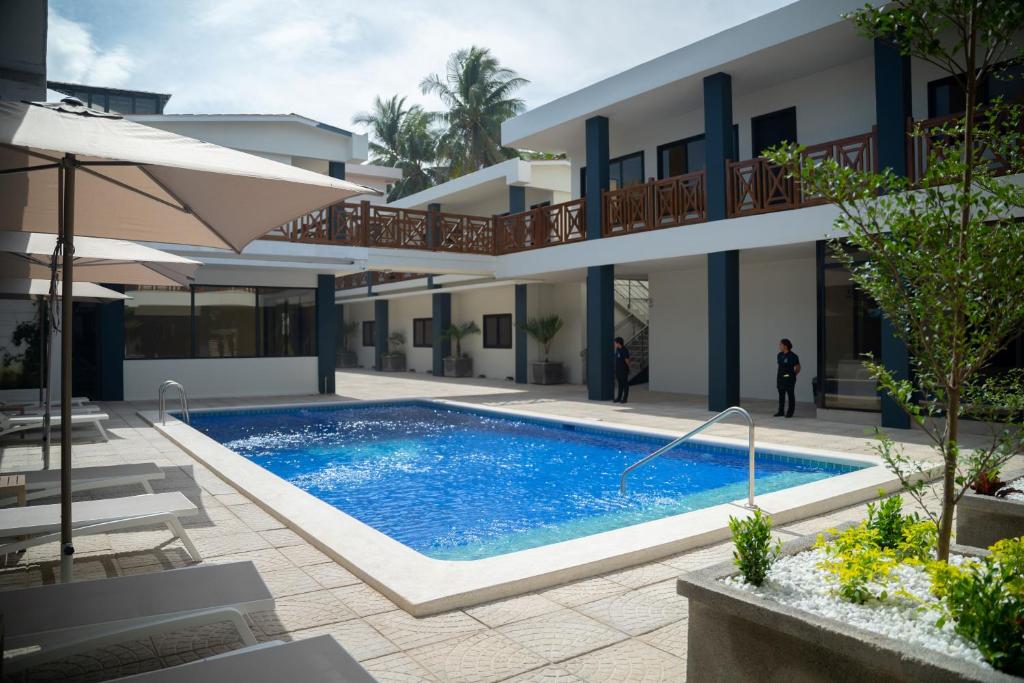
123, 357, 316, 401
388, 295, 433, 373
738, 249, 817, 402
343, 300, 377, 369
452, 287, 516, 380
529, 282, 586, 384
649, 266, 709, 396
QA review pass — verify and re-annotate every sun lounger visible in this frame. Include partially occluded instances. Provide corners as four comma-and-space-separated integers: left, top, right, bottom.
0, 462, 165, 504
0, 411, 110, 441
0, 491, 200, 561
114, 635, 376, 682
0, 391, 91, 408
9, 402, 102, 415
2, 561, 273, 674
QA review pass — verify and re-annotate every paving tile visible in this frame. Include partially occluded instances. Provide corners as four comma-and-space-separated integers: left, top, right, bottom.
467, 592, 563, 628
575, 581, 688, 637
249, 590, 357, 636
503, 666, 586, 682
602, 562, 678, 589
259, 528, 306, 548
365, 609, 485, 650
282, 544, 334, 567
231, 503, 286, 532
540, 577, 627, 608
290, 619, 399, 662
662, 542, 733, 573
202, 547, 295, 574
361, 651, 440, 682
258, 565, 324, 598
638, 618, 688, 658
497, 609, 627, 663
151, 620, 246, 659
559, 639, 686, 682
406, 630, 547, 683
191, 530, 271, 558
332, 582, 397, 617
302, 561, 361, 589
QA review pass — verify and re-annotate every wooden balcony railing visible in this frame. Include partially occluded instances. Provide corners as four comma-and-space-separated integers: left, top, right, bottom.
494, 198, 586, 254
601, 171, 706, 237
436, 212, 495, 254
727, 130, 876, 218
335, 271, 426, 291
907, 111, 1022, 184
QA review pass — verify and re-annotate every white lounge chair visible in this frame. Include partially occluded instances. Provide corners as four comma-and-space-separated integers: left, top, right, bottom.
0, 491, 200, 561
9, 402, 102, 415
115, 635, 377, 682
0, 410, 110, 441
2, 561, 274, 674
0, 462, 165, 504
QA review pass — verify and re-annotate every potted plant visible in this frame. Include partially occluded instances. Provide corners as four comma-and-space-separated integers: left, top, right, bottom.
381, 331, 406, 372
677, 499, 1024, 681
956, 464, 1024, 549
336, 320, 359, 368
441, 321, 480, 378
518, 315, 564, 385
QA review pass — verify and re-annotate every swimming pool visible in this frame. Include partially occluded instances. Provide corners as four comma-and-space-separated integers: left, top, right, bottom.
185, 401, 863, 561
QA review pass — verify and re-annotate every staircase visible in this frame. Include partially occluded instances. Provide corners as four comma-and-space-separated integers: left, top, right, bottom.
615, 279, 650, 384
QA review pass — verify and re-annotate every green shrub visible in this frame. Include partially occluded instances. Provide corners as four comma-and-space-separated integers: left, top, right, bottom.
931, 538, 1024, 675
866, 495, 918, 550
728, 509, 781, 587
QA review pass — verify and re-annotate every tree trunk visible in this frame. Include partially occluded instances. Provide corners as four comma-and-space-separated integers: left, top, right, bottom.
938, 386, 959, 561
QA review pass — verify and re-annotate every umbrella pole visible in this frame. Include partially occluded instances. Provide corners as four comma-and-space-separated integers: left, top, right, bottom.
42, 300, 51, 469
59, 154, 76, 583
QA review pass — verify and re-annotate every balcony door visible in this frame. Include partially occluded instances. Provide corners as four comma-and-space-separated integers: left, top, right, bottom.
751, 107, 797, 157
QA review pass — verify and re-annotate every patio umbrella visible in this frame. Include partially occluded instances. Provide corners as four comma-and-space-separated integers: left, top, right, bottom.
0, 97, 375, 581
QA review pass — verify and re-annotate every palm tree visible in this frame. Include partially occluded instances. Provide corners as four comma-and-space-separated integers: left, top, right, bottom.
353, 96, 446, 201
517, 315, 563, 362
421, 46, 528, 177
441, 321, 480, 358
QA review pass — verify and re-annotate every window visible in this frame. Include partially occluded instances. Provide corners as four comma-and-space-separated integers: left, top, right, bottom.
194, 286, 257, 357
107, 95, 133, 114
657, 126, 739, 179
133, 97, 157, 115
413, 318, 433, 348
751, 107, 797, 157
362, 320, 376, 347
482, 314, 513, 349
124, 286, 192, 359
580, 151, 645, 196
927, 63, 1024, 118
530, 200, 551, 209
0, 298, 46, 389
259, 288, 315, 357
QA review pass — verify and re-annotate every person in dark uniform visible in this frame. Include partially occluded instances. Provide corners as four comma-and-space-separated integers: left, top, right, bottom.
775, 338, 801, 418
613, 337, 631, 404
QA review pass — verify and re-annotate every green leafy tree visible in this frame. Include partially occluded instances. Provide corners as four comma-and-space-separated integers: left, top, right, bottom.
766, 0, 1024, 561
353, 96, 446, 200
421, 46, 528, 177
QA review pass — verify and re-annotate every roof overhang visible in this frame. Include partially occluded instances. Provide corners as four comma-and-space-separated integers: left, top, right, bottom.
501, 0, 875, 153
390, 159, 570, 210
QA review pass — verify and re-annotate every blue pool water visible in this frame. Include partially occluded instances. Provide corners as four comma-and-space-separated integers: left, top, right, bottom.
186, 402, 861, 560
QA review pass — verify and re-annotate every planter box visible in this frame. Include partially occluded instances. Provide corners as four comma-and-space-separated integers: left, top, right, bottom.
381, 354, 406, 372
956, 491, 1024, 549
676, 532, 1009, 683
530, 361, 563, 385
444, 357, 473, 378
336, 350, 358, 369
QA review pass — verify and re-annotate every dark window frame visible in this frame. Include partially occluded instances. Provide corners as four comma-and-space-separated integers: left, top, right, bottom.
413, 317, 433, 348
580, 150, 646, 197
482, 313, 513, 349
656, 126, 740, 179
362, 320, 376, 347
751, 106, 797, 158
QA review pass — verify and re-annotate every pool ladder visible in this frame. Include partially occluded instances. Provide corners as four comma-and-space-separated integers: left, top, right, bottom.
619, 406, 757, 508
158, 380, 190, 425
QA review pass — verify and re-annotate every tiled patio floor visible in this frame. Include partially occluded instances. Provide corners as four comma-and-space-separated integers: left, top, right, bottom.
1, 371, 1016, 682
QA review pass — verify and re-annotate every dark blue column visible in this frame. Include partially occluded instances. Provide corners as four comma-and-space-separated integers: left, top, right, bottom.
96, 284, 124, 401
587, 265, 614, 400
316, 274, 336, 394
374, 298, 389, 371
515, 284, 528, 383
584, 116, 614, 400
704, 72, 740, 410
708, 252, 740, 410
432, 292, 451, 376
427, 202, 441, 249
874, 38, 912, 429
509, 186, 526, 215
584, 116, 609, 240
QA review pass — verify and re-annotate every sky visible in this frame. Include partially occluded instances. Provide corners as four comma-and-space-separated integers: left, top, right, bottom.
47, 0, 793, 135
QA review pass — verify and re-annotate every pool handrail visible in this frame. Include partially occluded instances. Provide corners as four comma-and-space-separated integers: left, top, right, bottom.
158, 380, 190, 425
619, 406, 757, 508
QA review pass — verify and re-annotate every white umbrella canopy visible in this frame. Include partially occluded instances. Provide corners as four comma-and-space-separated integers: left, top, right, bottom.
0, 278, 128, 300
0, 99, 376, 250
0, 98, 377, 582
0, 232, 200, 286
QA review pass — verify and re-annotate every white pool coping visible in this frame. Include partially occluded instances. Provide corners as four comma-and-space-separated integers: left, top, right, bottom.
141, 398, 935, 616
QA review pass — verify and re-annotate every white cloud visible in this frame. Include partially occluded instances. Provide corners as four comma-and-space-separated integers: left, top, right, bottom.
46, 8, 135, 87
46, 0, 795, 137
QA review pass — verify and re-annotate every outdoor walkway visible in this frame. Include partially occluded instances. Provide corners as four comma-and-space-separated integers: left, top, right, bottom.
0, 371, 1011, 682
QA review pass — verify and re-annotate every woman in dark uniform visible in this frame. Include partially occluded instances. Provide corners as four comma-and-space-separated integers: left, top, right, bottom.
613, 337, 631, 404
775, 338, 800, 418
